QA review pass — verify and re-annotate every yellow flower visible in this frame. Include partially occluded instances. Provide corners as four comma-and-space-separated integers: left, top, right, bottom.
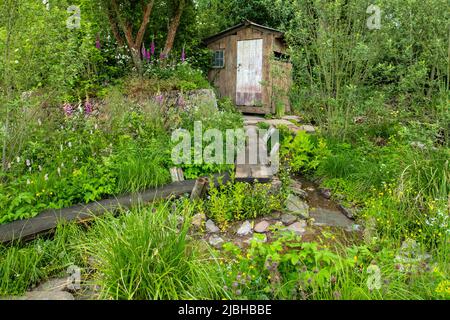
354, 256, 358, 262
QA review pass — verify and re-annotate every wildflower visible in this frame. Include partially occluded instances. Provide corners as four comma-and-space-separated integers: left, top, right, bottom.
232, 281, 238, 288
155, 94, 164, 105
146, 49, 151, 61
26, 159, 31, 167
16, 156, 21, 163
44, 174, 49, 181
27, 179, 30, 185
181, 46, 186, 62
150, 39, 155, 55
38, 165, 42, 171
7, 162, 11, 169
63, 103, 74, 116
96, 34, 101, 49
68, 142, 72, 148
84, 100, 93, 114
235, 289, 242, 296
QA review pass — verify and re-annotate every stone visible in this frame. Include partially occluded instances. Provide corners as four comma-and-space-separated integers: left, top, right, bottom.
310, 208, 353, 229
208, 235, 224, 248
254, 220, 270, 233
285, 194, 309, 219
292, 188, 308, 199
300, 125, 316, 133
286, 221, 307, 235
20, 291, 75, 300
270, 178, 282, 194
32, 278, 70, 292
338, 204, 355, 220
410, 141, 426, 150
205, 219, 220, 233
191, 213, 205, 228
236, 221, 253, 236
244, 234, 267, 244
319, 188, 332, 199
281, 214, 297, 225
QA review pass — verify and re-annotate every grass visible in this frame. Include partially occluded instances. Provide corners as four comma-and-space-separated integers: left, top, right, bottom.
78, 202, 226, 300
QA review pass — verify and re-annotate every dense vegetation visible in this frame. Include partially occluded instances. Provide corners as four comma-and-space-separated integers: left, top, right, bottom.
0, 0, 448, 300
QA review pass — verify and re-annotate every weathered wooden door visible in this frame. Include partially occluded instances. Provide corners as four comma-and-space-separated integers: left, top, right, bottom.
236, 39, 263, 106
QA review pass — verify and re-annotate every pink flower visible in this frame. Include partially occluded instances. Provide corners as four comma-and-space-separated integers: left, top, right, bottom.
96, 34, 101, 49
63, 103, 74, 116
150, 40, 155, 55
84, 101, 93, 114
181, 46, 186, 62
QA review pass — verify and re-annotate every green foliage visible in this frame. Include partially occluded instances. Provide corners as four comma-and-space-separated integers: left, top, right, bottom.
202, 180, 284, 226
281, 130, 330, 174
84, 203, 225, 300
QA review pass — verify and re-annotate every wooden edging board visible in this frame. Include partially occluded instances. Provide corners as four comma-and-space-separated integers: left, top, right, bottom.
0, 173, 237, 245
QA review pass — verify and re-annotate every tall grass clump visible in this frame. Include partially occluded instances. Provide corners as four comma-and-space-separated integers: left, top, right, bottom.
84, 203, 225, 300
0, 223, 85, 296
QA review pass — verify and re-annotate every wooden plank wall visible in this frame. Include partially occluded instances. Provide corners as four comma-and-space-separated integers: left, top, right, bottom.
207, 26, 292, 114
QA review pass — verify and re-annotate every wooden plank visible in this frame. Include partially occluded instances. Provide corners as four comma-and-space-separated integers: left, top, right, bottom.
236, 39, 263, 106
0, 174, 230, 244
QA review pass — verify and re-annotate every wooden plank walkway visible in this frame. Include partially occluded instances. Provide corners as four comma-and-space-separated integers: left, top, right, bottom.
0, 174, 230, 244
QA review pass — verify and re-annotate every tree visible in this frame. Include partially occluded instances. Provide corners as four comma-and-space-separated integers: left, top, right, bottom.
162, 0, 185, 57
106, 0, 155, 74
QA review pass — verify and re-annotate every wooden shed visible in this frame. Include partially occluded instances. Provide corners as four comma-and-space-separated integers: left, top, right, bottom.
204, 20, 292, 115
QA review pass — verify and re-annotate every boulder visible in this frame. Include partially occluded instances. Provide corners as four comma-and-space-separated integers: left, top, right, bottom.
285, 194, 309, 219
191, 213, 206, 228
205, 219, 220, 233
281, 214, 297, 225
237, 221, 253, 236
254, 220, 270, 233
208, 235, 224, 248
286, 221, 307, 235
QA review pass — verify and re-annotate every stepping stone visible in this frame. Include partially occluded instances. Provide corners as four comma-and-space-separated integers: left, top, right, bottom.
310, 208, 353, 228
21, 291, 75, 300
208, 235, 224, 248
281, 214, 297, 225
191, 213, 206, 228
237, 221, 252, 236
205, 219, 219, 233
254, 220, 270, 233
244, 234, 267, 244
286, 221, 307, 235
300, 125, 316, 133
320, 188, 332, 199
285, 194, 310, 219
33, 278, 70, 292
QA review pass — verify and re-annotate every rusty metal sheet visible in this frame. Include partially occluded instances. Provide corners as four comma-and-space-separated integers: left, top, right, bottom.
236, 39, 263, 106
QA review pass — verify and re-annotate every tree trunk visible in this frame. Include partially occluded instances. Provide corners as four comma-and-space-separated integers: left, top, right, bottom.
110, 0, 154, 74
162, 0, 185, 57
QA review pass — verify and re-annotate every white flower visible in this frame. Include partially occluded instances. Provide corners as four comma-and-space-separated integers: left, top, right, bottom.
68, 142, 72, 148
38, 165, 42, 171
44, 174, 49, 181
26, 159, 31, 167
27, 179, 31, 185
16, 156, 21, 163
